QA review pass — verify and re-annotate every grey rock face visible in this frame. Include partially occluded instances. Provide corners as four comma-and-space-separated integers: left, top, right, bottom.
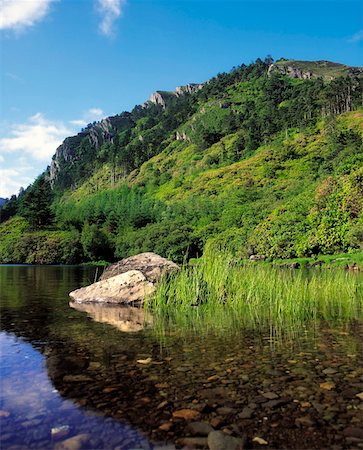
148, 83, 205, 109
100, 252, 179, 283
175, 83, 204, 96
268, 63, 313, 80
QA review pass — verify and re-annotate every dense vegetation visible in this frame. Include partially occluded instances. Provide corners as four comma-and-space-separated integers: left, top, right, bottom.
1, 58, 362, 264
148, 249, 363, 335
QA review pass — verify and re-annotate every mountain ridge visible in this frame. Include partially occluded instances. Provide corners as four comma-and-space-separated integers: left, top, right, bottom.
47, 58, 362, 190
1, 57, 362, 264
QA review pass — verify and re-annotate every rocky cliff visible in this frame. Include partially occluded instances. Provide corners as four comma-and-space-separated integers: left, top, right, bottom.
49, 83, 205, 186
268, 63, 313, 80
148, 83, 205, 108
49, 114, 133, 186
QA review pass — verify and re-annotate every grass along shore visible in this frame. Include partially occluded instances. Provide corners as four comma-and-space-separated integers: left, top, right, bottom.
146, 250, 363, 336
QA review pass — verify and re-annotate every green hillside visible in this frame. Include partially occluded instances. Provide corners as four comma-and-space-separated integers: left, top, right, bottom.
1, 57, 362, 264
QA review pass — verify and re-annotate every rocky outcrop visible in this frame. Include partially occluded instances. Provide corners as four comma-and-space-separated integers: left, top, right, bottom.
268, 63, 313, 80
100, 252, 179, 282
148, 91, 177, 108
175, 83, 204, 96
49, 134, 84, 183
69, 253, 179, 305
69, 270, 155, 305
348, 67, 363, 77
249, 254, 266, 262
268, 60, 363, 81
175, 130, 190, 142
49, 114, 133, 187
148, 83, 205, 109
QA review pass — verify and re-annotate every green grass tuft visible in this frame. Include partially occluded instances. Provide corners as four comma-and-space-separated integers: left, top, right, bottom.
147, 250, 363, 337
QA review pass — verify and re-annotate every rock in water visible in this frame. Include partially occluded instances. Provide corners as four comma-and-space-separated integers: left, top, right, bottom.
187, 421, 214, 436
69, 270, 155, 305
207, 431, 245, 450
54, 433, 90, 450
172, 409, 201, 420
100, 252, 179, 282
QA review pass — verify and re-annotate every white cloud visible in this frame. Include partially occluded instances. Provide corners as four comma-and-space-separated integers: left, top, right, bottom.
0, 166, 34, 199
0, 0, 56, 31
0, 108, 108, 197
0, 113, 72, 161
348, 30, 363, 43
96, 0, 126, 37
88, 107, 104, 117
69, 119, 87, 127
69, 107, 105, 128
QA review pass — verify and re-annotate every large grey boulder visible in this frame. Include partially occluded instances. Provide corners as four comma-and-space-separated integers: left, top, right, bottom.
100, 252, 179, 283
69, 253, 178, 305
69, 270, 155, 305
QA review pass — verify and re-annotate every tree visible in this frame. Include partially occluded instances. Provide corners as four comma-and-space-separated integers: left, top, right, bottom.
0, 195, 18, 223
20, 178, 54, 229
81, 223, 113, 261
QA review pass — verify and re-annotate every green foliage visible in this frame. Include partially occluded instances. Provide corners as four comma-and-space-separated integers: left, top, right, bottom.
81, 223, 113, 262
0, 194, 21, 223
0, 217, 83, 264
149, 250, 363, 335
1, 58, 362, 264
115, 220, 201, 263
20, 177, 54, 229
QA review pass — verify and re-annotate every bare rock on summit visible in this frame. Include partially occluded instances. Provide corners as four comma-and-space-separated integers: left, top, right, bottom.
69, 270, 155, 305
100, 252, 179, 283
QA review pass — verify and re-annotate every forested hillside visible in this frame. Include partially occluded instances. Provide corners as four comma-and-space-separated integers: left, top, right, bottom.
1, 58, 362, 264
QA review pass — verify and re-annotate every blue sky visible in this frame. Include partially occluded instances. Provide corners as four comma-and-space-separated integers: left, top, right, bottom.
1, 0, 362, 198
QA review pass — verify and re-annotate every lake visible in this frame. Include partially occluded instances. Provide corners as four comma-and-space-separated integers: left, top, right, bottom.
0, 265, 362, 449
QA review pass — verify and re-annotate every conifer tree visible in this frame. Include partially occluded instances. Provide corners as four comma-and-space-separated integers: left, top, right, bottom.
21, 177, 53, 229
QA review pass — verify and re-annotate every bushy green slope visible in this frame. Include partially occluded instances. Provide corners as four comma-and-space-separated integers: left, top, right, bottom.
1, 58, 362, 264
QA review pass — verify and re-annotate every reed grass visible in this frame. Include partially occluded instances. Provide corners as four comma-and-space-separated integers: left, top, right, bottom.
146, 250, 363, 336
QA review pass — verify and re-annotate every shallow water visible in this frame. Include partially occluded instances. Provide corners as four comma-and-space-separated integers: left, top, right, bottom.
0, 265, 362, 449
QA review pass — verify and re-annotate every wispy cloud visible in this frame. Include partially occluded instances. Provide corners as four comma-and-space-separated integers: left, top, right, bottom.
96, 0, 126, 37
5, 72, 24, 83
348, 30, 363, 43
69, 107, 105, 128
0, 113, 72, 161
0, 0, 56, 31
88, 107, 104, 116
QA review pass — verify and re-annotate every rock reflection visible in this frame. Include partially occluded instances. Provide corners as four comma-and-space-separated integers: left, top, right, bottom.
69, 302, 153, 332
